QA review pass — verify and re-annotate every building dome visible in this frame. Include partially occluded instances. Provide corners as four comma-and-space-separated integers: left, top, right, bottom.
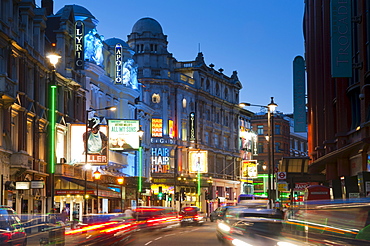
55, 4, 95, 19
105, 38, 129, 48
132, 17, 163, 35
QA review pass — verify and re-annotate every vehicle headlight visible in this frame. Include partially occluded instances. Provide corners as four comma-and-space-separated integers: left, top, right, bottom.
217, 222, 231, 232
232, 238, 253, 246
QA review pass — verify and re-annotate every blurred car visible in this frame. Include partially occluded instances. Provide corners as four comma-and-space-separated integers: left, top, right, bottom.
0, 206, 27, 246
283, 198, 370, 245
216, 206, 297, 246
179, 206, 205, 226
134, 206, 179, 231
65, 220, 137, 246
209, 206, 231, 222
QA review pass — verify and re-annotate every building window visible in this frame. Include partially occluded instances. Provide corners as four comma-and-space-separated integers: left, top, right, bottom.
204, 132, 209, 144
214, 134, 219, 147
224, 136, 228, 149
152, 93, 160, 103
182, 121, 187, 141
215, 83, 220, 96
258, 142, 264, 153
257, 125, 264, 135
275, 124, 281, 135
275, 142, 281, 153
27, 120, 33, 156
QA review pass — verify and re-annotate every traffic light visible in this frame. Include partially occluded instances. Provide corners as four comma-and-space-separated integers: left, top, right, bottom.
168, 194, 172, 201
181, 190, 186, 201
174, 192, 179, 201
158, 186, 163, 200
207, 190, 213, 200
163, 193, 167, 200
205, 191, 209, 200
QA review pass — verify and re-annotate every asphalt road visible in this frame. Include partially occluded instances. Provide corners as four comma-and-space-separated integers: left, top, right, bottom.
129, 221, 222, 246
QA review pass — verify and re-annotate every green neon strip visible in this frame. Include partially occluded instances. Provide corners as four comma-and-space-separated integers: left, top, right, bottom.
198, 170, 201, 209
138, 146, 142, 193
49, 85, 57, 174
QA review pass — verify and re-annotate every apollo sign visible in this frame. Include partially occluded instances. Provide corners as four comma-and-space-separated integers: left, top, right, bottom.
114, 43, 123, 84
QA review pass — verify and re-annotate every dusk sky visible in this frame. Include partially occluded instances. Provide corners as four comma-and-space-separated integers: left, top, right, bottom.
40, 0, 305, 114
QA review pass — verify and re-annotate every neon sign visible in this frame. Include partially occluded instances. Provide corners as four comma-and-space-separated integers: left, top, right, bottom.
75, 21, 84, 70
151, 147, 170, 173
115, 43, 122, 84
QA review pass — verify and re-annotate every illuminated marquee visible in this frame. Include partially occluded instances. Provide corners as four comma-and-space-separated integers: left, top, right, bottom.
75, 21, 84, 70
108, 120, 140, 150
189, 150, 208, 173
241, 160, 258, 179
114, 44, 122, 84
151, 147, 170, 173
169, 120, 174, 138
69, 124, 108, 165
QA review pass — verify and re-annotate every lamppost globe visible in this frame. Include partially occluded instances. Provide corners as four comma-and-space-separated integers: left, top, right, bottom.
47, 54, 61, 67
94, 170, 101, 180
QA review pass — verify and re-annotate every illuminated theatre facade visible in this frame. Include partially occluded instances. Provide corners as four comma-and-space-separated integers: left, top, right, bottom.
127, 17, 243, 211
0, 0, 244, 216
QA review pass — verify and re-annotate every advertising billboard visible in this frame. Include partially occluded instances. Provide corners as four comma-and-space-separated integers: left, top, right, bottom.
151, 118, 163, 137
70, 124, 108, 165
189, 150, 208, 173
108, 120, 140, 150
241, 160, 258, 179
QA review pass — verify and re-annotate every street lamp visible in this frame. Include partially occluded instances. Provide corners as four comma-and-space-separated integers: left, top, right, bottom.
84, 106, 116, 214
47, 53, 61, 211
117, 177, 124, 212
137, 128, 144, 206
93, 170, 101, 213
83, 164, 91, 214
239, 97, 277, 208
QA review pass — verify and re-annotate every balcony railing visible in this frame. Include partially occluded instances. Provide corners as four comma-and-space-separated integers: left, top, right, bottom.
56, 164, 92, 181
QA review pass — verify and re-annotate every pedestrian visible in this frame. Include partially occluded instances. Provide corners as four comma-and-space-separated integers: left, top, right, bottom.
124, 207, 134, 219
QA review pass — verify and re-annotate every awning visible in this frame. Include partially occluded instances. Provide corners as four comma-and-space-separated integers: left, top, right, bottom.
109, 150, 128, 166
58, 177, 120, 198
308, 140, 366, 174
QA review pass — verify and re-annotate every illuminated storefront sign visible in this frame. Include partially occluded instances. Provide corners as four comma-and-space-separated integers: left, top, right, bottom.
16, 182, 30, 190
241, 160, 258, 179
108, 120, 140, 150
151, 119, 163, 137
189, 150, 208, 173
114, 43, 122, 84
330, 0, 352, 77
70, 124, 108, 165
75, 21, 84, 70
189, 112, 196, 142
151, 138, 175, 144
151, 147, 170, 173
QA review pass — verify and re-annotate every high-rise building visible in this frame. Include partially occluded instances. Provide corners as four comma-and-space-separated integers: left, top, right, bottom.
304, 0, 370, 198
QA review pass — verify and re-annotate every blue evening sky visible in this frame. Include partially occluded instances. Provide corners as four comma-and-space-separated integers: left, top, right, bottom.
40, 0, 305, 114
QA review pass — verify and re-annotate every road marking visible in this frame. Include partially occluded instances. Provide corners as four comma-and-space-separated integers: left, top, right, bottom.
144, 241, 152, 245
154, 237, 162, 240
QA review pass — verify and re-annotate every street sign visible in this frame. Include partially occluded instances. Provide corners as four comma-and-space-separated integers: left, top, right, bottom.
278, 182, 288, 191
278, 172, 286, 180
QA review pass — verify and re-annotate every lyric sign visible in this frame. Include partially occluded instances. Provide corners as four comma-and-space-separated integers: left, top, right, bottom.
74, 21, 84, 70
